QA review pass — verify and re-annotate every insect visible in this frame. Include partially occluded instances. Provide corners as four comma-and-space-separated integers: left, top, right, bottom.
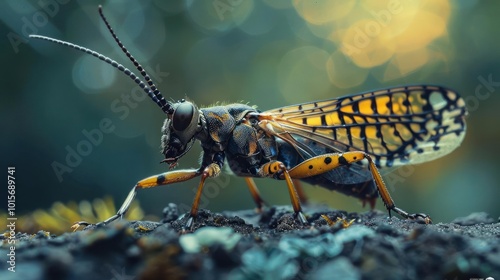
30, 6, 467, 230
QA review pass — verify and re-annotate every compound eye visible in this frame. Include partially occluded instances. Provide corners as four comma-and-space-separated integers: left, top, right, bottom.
172, 102, 194, 131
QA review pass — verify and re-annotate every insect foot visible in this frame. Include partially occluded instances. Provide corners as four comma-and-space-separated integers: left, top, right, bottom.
407, 213, 432, 224
296, 211, 308, 225
390, 206, 432, 224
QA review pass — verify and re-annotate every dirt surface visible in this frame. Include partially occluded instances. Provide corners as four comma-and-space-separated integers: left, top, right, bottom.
1, 204, 499, 280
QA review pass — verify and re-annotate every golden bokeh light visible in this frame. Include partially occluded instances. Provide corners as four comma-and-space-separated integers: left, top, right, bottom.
293, 0, 453, 85
340, 19, 396, 68
383, 47, 430, 80
391, 10, 447, 53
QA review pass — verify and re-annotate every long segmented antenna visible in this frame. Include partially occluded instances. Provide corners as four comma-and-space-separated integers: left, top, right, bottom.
29, 34, 169, 111
28, 6, 173, 115
98, 5, 172, 114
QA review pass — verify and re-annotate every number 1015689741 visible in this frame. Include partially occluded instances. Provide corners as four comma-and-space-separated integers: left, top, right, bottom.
7, 167, 16, 216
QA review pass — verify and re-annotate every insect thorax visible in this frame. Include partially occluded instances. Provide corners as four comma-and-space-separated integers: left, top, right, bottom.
160, 102, 265, 168
206, 104, 282, 176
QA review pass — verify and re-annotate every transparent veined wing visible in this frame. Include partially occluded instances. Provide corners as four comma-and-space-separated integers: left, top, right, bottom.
263, 85, 467, 168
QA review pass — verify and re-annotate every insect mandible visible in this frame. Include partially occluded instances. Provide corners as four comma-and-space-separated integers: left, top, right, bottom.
30, 6, 467, 230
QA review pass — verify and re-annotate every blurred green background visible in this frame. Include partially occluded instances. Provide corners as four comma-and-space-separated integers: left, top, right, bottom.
1, 0, 499, 225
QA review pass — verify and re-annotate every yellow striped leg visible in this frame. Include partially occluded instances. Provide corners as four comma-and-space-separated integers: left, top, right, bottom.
283, 151, 431, 224
259, 161, 308, 224
293, 179, 308, 205
71, 169, 201, 231
183, 163, 222, 230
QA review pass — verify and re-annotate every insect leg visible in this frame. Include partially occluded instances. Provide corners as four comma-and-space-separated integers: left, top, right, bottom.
244, 177, 266, 212
183, 152, 226, 231
364, 156, 431, 224
293, 179, 308, 204
284, 152, 431, 223
259, 161, 308, 224
71, 169, 201, 231
285, 153, 365, 179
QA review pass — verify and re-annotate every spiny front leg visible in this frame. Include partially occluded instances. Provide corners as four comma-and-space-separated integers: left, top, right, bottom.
259, 161, 308, 224
284, 151, 431, 224
71, 169, 201, 231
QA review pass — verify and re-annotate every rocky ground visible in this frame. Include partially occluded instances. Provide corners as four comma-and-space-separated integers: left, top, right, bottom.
1, 204, 499, 280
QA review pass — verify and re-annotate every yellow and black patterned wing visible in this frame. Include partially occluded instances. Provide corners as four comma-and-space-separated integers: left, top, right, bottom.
263, 85, 467, 168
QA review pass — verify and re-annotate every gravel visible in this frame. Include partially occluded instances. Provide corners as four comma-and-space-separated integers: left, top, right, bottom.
1, 204, 499, 280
